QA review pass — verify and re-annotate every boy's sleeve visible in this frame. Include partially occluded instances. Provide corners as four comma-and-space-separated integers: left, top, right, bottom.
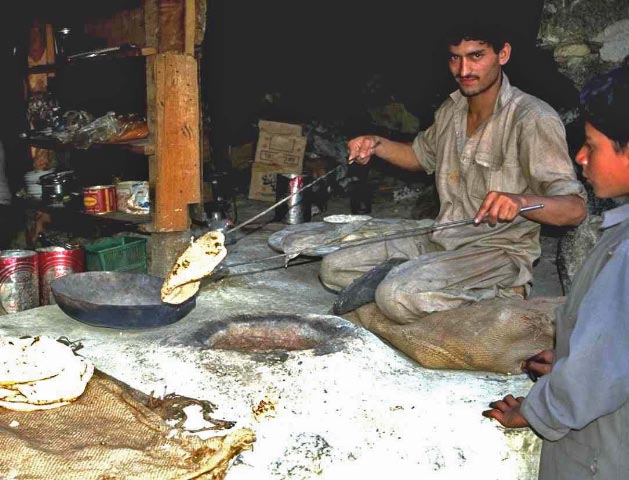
521, 240, 629, 441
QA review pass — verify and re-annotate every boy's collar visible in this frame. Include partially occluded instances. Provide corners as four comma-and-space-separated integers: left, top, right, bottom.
601, 202, 629, 229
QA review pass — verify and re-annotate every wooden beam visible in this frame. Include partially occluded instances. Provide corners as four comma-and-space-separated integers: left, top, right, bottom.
184, 0, 195, 55
158, 0, 184, 52
152, 52, 200, 232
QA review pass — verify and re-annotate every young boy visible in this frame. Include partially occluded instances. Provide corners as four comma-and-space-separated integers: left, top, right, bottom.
482, 60, 629, 479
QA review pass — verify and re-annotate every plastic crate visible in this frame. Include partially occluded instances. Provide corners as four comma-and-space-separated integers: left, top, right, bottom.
85, 236, 148, 273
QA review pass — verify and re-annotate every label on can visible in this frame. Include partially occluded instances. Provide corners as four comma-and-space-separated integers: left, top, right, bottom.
115, 180, 150, 214
83, 185, 117, 215
37, 247, 85, 306
0, 250, 39, 314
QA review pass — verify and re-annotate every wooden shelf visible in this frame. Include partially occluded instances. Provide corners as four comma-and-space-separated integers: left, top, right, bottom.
28, 46, 157, 74
22, 135, 154, 155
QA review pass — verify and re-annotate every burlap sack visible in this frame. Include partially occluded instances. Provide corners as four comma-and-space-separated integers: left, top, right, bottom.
344, 296, 562, 374
0, 369, 254, 480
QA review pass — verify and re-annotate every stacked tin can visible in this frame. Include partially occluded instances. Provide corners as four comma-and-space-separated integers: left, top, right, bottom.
0, 250, 39, 314
37, 246, 85, 305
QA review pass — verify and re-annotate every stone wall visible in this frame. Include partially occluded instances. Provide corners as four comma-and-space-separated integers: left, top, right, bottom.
540, 1, 629, 293
539, 0, 629, 88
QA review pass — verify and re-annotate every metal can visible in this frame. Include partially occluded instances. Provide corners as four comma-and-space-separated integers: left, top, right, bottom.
115, 180, 150, 214
37, 246, 85, 306
0, 250, 39, 314
83, 185, 117, 214
274, 173, 312, 224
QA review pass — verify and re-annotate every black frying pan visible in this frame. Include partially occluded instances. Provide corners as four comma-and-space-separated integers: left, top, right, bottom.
51, 271, 197, 329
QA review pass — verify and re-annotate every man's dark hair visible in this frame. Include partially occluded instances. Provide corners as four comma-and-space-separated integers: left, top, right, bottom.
580, 56, 629, 150
441, 21, 509, 54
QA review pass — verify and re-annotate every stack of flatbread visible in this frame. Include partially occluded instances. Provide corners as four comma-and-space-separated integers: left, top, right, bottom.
161, 230, 227, 304
0, 336, 94, 411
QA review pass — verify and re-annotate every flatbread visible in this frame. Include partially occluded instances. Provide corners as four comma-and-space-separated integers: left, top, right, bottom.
0, 336, 94, 411
323, 214, 372, 224
1, 356, 94, 405
0, 336, 77, 386
161, 231, 227, 304
161, 280, 201, 306
0, 399, 71, 411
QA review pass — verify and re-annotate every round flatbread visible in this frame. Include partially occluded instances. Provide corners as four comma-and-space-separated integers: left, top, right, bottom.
323, 214, 372, 224
161, 280, 200, 306
0, 399, 71, 411
1, 356, 94, 405
161, 231, 227, 304
0, 336, 78, 386
0, 336, 94, 410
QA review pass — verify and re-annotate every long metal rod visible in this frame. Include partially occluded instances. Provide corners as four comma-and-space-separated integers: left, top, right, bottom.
224, 204, 544, 269
226, 165, 343, 235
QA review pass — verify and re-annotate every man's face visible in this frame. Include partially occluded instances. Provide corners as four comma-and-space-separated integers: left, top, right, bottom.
575, 122, 629, 198
448, 40, 510, 98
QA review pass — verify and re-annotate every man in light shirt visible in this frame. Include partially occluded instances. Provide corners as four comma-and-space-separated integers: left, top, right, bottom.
320, 21, 587, 324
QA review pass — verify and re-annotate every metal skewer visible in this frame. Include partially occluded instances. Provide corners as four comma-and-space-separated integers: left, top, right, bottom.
225, 165, 343, 235
223, 204, 545, 270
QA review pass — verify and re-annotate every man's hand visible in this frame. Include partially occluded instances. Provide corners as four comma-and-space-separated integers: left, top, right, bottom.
474, 191, 526, 225
482, 394, 530, 428
521, 349, 554, 382
347, 136, 381, 165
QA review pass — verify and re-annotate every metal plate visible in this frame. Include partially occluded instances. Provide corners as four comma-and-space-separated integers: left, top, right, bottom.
51, 271, 196, 329
268, 218, 434, 257
267, 222, 338, 256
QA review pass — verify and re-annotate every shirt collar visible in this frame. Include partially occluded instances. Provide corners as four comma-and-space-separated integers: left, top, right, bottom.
601, 202, 629, 229
449, 72, 514, 113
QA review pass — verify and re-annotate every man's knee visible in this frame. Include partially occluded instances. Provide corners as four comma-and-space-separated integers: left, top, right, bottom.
319, 254, 343, 292
374, 272, 413, 321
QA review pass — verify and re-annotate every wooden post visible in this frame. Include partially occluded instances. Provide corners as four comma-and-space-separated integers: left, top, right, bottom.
152, 52, 201, 232
184, 0, 195, 56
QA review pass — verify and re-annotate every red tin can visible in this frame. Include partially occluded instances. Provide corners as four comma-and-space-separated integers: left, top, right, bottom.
0, 250, 39, 314
37, 246, 85, 306
83, 185, 117, 214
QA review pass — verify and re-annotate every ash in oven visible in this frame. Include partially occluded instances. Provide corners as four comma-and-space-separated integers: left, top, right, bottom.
164, 313, 356, 356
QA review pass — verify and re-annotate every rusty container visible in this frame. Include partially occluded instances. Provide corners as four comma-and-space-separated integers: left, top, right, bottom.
83, 185, 117, 214
274, 173, 312, 224
0, 250, 39, 314
37, 246, 85, 306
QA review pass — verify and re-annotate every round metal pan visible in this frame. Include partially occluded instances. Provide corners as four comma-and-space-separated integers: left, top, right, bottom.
51, 271, 197, 329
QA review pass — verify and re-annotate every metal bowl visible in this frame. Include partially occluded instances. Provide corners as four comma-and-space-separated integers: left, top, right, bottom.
51, 271, 196, 329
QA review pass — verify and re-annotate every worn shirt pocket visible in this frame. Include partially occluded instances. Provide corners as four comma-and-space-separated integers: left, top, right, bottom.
467, 152, 503, 200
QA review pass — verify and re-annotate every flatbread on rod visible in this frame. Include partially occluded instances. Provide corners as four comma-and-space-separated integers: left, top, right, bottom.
0, 335, 94, 411
161, 230, 227, 304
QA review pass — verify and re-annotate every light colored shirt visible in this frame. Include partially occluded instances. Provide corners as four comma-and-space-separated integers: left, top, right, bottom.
412, 74, 587, 286
521, 203, 629, 479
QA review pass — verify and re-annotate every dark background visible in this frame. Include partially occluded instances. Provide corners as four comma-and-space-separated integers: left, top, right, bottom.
0, 0, 582, 190
202, 0, 578, 151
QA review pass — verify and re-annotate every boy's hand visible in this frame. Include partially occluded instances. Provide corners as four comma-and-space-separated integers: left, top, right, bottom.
522, 349, 554, 382
482, 394, 529, 428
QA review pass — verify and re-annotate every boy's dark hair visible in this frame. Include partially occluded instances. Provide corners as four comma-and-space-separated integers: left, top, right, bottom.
441, 21, 509, 54
580, 57, 629, 149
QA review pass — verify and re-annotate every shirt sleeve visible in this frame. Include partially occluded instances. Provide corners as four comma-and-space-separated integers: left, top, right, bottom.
521, 239, 629, 441
411, 123, 438, 174
518, 115, 587, 201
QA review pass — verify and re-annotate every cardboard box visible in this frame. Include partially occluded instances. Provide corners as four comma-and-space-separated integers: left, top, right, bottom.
228, 142, 255, 171
254, 120, 306, 169
257, 120, 303, 136
248, 162, 301, 202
